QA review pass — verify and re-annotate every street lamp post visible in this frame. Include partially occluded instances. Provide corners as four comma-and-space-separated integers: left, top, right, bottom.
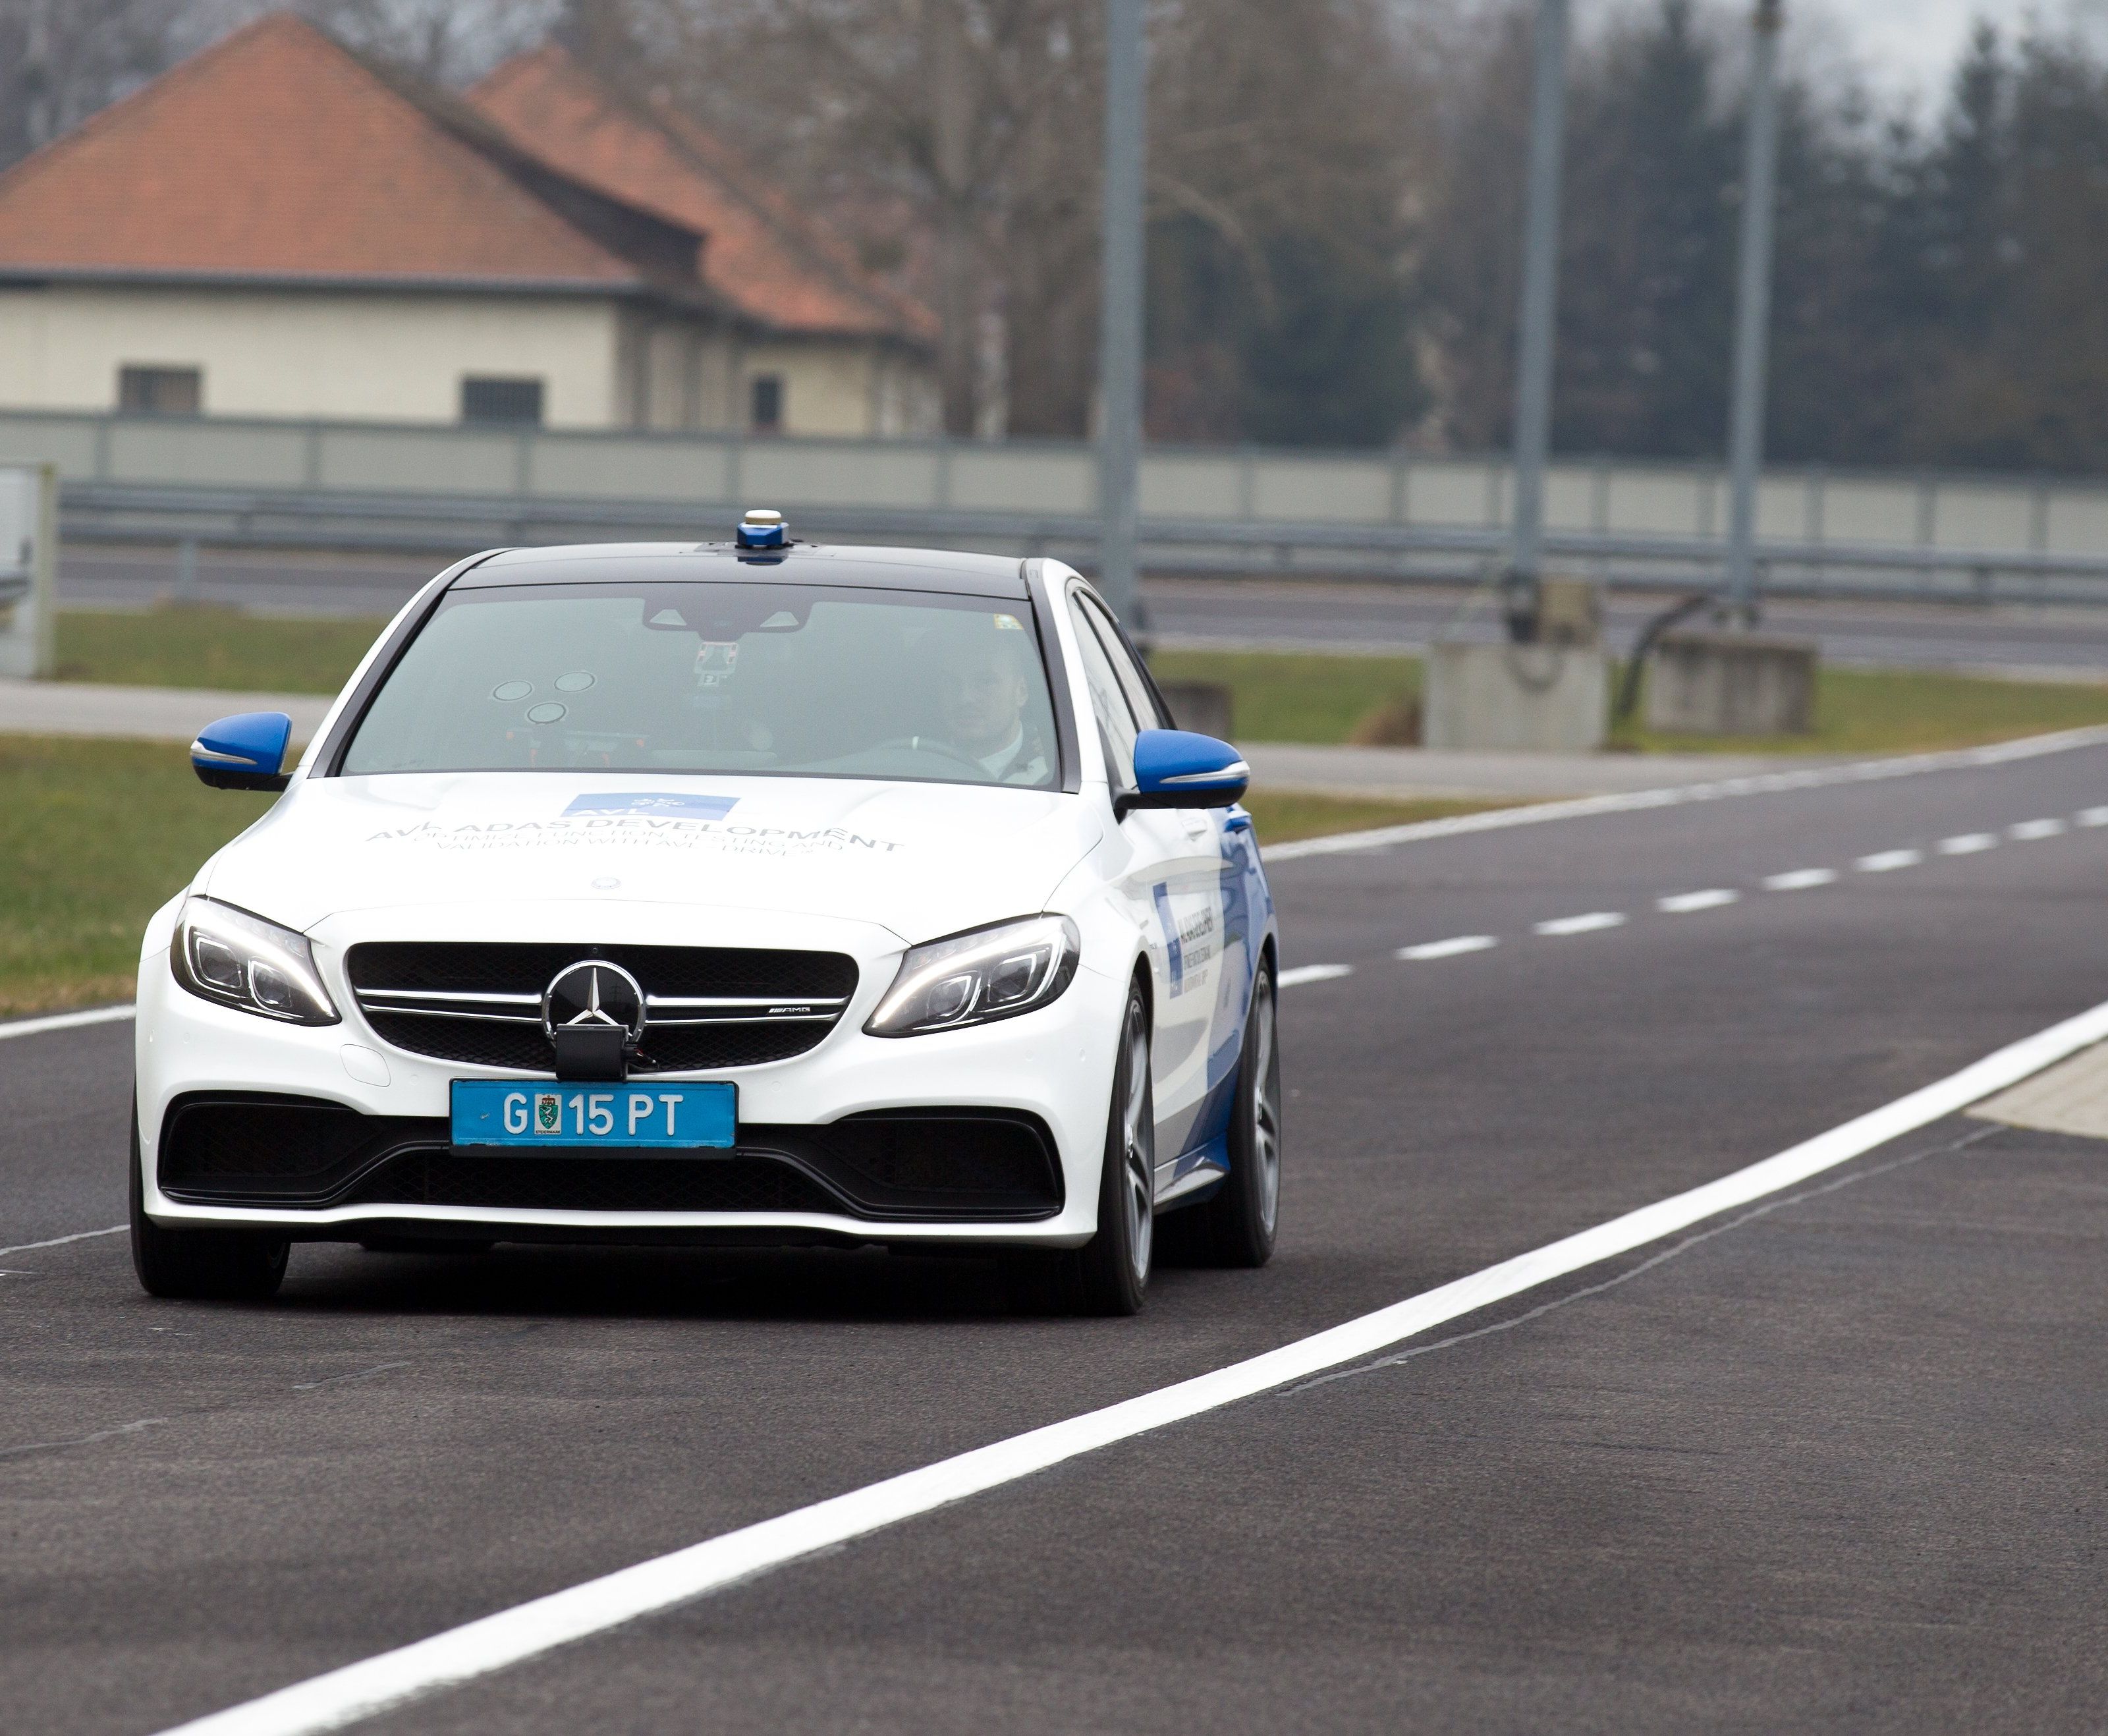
1505, 0, 1571, 642
1097, 0, 1146, 625
1724, 0, 1785, 623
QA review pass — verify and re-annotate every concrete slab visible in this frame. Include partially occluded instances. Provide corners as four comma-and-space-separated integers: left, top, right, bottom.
0, 679, 331, 744
1970, 1040, 2108, 1140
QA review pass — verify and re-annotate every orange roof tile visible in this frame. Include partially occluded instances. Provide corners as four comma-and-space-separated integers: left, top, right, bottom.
470, 47, 934, 345
0, 14, 703, 291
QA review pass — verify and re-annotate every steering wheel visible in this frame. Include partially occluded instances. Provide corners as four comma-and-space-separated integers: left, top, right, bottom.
870, 735, 991, 776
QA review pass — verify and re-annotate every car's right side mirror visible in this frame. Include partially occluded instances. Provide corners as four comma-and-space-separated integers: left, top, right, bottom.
191, 712, 293, 792
1115, 728, 1250, 817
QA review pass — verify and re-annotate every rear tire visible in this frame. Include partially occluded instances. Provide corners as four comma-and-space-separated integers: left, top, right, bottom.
1171, 957, 1281, 1268
129, 1098, 289, 1301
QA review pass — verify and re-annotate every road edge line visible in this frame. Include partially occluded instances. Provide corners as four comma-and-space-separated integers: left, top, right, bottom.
156, 992, 2108, 1736
0, 1005, 134, 1042
1258, 723, 2108, 863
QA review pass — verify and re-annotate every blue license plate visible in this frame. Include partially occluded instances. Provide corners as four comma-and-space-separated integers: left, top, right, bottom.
451, 1080, 736, 1149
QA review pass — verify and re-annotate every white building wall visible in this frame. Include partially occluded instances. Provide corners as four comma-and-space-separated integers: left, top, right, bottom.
0, 284, 630, 427
742, 338, 938, 439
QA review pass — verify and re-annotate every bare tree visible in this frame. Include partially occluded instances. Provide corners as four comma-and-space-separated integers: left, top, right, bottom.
0, 0, 189, 169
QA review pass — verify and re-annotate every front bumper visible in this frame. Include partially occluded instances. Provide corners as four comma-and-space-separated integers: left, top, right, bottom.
134, 906, 1125, 1248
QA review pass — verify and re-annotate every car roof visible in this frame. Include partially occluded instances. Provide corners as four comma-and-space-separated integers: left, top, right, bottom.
455, 543, 1032, 599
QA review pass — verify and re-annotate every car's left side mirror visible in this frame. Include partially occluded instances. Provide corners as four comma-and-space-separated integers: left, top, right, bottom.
191, 712, 293, 792
1116, 728, 1250, 817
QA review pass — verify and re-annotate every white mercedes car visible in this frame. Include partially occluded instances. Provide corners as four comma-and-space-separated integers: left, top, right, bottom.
132, 515, 1281, 1314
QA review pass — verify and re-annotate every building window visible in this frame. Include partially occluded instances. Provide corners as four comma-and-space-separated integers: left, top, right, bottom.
117, 366, 202, 416
460, 376, 544, 426
749, 374, 785, 435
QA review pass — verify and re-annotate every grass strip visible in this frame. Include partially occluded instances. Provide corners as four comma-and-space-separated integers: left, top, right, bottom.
1240, 791, 1522, 845
57, 605, 389, 694
1155, 646, 2108, 754
1150, 648, 1420, 744
0, 735, 273, 1017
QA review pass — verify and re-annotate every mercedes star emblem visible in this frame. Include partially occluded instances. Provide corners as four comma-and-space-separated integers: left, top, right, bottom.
541, 959, 646, 1044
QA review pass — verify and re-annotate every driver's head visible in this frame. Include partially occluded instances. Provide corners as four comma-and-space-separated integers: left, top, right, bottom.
937, 634, 1030, 756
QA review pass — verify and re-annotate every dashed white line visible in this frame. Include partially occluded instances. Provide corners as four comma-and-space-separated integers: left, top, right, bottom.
1656, 889, 1739, 914
1260, 724, 2108, 863
2009, 818, 2066, 840
156, 990, 2108, 1736
1855, 849, 1922, 873
2077, 806, 2108, 827
1937, 833, 1999, 855
1277, 964, 1354, 988
1762, 868, 1837, 891
1396, 936, 1499, 962
1533, 912, 1626, 936
0, 1004, 134, 1043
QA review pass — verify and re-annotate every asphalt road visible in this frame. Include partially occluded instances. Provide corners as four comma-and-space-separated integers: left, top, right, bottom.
59, 543, 2108, 677
6, 742, 2108, 1733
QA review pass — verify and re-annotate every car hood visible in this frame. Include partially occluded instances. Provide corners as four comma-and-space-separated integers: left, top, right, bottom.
199, 773, 1101, 945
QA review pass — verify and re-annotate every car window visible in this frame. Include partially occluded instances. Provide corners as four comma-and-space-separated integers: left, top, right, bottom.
340, 580, 1059, 787
1076, 598, 1165, 729
1065, 594, 1140, 789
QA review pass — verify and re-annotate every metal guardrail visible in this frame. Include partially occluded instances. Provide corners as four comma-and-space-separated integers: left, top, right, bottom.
55, 480, 2108, 609
7, 406, 2108, 605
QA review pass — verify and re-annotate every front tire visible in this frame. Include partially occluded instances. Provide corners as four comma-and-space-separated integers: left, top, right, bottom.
130, 1098, 289, 1301
1005, 980, 1154, 1316
1069, 980, 1155, 1314
1172, 957, 1281, 1268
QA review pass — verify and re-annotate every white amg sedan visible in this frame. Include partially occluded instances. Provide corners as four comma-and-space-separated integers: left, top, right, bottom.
133, 518, 1281, 1314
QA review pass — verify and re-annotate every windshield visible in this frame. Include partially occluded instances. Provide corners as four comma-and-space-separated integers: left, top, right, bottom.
339, 581, 1061, 788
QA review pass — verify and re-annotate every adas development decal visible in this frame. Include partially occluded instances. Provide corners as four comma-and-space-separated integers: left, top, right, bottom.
563, 792, 739, 822
364, 791, 904, 859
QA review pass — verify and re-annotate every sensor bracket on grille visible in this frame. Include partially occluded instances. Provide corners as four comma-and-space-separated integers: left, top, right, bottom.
553, 1025, 628, 1080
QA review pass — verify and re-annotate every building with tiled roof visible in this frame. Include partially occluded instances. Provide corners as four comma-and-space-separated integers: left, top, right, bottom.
0, 13, 935, 436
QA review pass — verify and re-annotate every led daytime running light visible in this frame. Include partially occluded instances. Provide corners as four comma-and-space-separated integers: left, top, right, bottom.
866, 914, 1080, 1037
169, 896, 341, 1026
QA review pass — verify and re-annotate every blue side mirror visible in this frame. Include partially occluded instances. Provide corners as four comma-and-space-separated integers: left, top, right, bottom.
1119, 728, 1250, 817
191, 712, 293, 792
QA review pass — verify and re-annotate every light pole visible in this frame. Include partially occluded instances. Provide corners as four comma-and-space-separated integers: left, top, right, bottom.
1097, 0, 1146, 625
1505, 0, 1571, 642
1723, 0, 1785, 623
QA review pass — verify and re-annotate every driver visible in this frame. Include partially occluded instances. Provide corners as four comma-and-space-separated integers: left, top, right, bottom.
935, 630, 1049, 784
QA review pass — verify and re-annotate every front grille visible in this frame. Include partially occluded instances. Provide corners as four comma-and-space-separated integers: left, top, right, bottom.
344, 1152, 837, 1214
346, 942, 858, 1075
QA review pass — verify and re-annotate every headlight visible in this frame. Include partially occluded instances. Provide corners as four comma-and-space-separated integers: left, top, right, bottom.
168, 896, 341, 1026
865, 914, 1081, 1037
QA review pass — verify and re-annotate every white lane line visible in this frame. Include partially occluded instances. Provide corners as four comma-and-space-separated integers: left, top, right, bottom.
2077, 806, 2108, 827
1856, 849, 1922, 873
1657, 889, 1739, 914
1396, 936, 1499, 962
1276, 965, 1353, 988
2009, 818, 2066, 841
1763, 868, 1837, 891
1937, 833, 1999, 855
1532, 912, 1626, 936
159, 992, 2108, 1736
0, 1225, 125, 1258
1260, 725, 2108, 863
0, 1005, 134, 1042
